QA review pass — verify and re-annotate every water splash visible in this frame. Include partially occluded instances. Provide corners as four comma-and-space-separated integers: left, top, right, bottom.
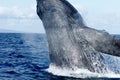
46, 64, 120, 78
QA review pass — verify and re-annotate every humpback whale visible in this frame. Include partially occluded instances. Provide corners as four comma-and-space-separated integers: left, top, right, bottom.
36, 0, 120, 73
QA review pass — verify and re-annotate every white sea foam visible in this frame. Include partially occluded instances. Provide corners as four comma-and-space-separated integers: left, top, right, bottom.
46, 64, 120, 78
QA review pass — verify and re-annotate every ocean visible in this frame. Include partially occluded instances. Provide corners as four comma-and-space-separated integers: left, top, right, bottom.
0, 33, 120, 80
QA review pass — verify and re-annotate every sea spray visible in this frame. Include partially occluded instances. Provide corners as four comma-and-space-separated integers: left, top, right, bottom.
46, 64, 120, 78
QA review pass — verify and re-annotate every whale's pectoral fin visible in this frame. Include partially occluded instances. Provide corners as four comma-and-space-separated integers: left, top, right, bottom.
96, 35, 120, 57
93, 32, 120, 57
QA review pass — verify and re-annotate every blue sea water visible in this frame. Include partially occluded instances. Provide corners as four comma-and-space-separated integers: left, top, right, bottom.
0, 33, 120, 80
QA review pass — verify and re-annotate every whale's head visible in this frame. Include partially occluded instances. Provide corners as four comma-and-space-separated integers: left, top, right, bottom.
37, 0, 79, 18
36, 0, 85, 27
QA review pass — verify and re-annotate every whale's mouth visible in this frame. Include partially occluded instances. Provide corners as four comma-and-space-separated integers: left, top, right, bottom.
46, 64, 120, 78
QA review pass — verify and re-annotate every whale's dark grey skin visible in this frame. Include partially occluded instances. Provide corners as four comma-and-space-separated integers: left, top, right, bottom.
36, 0, 120, 73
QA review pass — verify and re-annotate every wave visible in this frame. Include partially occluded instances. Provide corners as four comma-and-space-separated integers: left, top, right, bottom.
46, 64, 120, 78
